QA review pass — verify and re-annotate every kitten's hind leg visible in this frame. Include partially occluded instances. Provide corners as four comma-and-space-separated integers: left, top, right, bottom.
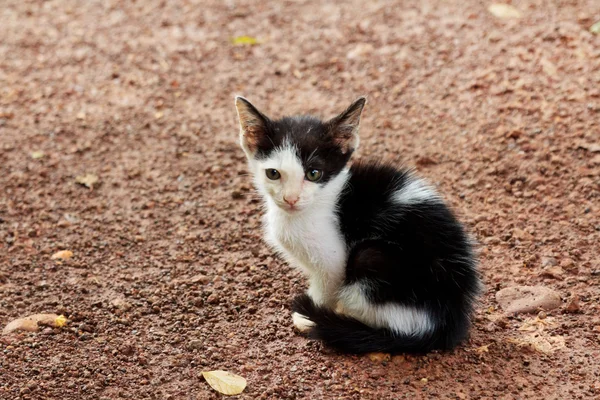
340, 240, 436, 336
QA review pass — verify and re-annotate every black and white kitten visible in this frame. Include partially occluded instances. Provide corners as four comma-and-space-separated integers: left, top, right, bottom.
235, 96, 481, 354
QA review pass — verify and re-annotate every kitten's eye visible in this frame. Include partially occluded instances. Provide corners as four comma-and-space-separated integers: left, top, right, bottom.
305, 169, 323, 182
265, 169, 281, 180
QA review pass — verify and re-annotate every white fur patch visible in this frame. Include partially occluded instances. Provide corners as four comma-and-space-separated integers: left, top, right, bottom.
262, 166, 351, 307
252, 141, 306, 210
292, 312, 315, 333
338, 282, 435, 336
393, 176, 440, 205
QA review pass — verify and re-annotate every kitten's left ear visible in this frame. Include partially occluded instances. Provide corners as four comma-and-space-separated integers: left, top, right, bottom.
327, 96, 366, 154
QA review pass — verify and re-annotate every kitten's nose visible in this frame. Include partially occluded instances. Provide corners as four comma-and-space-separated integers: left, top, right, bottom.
284, 195, 299, 206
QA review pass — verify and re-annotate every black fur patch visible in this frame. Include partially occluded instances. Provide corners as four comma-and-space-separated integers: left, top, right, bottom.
337, 161, 480, 351
254, 115, 352, 184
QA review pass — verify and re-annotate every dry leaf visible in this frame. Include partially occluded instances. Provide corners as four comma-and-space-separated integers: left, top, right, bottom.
488, 4, 522, 19
3, 318, 38, 334
510, 334, 565, 354
54, 315, 68, 328
75, 174, 99, 189
518, 316, 556, 332
510, 315, 564, 354
31, 151, 45, 159
51, 250, 73, 260
475, 344, 492, 353
3, 313, 66, 335
590, 21, 600, 35
231, 36, 259, 46
202, 370, 247, 395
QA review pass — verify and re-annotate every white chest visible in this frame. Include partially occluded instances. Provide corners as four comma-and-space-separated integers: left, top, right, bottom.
264, 207, 348, 277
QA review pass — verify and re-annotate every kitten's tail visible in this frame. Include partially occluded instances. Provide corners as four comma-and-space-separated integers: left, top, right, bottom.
291, 295, 454, 354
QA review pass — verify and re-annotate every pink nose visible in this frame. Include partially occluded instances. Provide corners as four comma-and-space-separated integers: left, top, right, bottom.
284, 196, 299, 206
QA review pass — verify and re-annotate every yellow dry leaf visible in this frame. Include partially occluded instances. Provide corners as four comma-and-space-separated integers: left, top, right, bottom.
202, 370, 247, 395
590, 21, 600, 35
75, 174, 99, 189
488, 4, 522, 19
51, 250, 73, 260
54, 315, 68, 328
231, 36, 260, 46
475, 344, 491, 353
31, 151, 45, 159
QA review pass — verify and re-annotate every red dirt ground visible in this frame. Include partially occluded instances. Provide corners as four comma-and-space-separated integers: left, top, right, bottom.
1, 1, 599, 399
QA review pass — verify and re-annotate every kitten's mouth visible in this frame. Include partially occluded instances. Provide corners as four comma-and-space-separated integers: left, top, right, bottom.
282, 203, 301, 213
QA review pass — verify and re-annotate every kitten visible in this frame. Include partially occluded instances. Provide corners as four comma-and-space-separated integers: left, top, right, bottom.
235, 96, 481, 354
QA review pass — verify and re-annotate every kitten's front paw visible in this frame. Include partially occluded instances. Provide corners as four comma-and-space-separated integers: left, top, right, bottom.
292, 312, 315, 333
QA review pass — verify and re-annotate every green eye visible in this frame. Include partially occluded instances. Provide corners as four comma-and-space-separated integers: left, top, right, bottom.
265, 169, 281, 180
305, 169, 323, 182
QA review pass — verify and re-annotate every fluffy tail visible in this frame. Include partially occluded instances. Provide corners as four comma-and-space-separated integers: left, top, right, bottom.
292, 295, 451, 354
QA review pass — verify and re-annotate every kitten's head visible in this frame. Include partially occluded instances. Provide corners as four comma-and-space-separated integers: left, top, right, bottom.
235, 96, 366, 213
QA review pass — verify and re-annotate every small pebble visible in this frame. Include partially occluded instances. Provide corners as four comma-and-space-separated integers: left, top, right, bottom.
565, 295, 581, 313
560, 258, 576, 271
537, 311, 547, 320
541, 257, 557, 267
119, 343, 135, 356
496, 286, 562, 314
187, 339, 204, 351
207, 294, 219, 304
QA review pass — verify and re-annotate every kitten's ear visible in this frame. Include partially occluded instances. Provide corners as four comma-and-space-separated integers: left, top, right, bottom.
327, 97, 366, 154
235, 96, 269, 157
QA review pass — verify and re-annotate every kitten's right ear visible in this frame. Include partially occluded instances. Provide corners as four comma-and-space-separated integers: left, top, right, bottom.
235, 96, 269, 157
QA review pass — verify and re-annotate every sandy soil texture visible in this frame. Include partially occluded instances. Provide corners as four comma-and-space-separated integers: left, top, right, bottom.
1, 0, 599, 399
